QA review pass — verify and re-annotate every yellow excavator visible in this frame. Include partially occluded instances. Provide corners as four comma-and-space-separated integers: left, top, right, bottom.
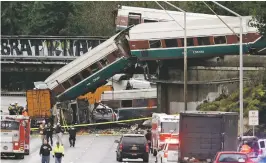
77, 85, 113, 105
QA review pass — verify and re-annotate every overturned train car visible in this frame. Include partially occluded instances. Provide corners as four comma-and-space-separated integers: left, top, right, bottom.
44, 28, 136, 102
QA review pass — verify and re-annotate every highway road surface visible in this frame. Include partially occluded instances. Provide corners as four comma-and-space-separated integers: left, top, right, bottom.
1, 135, 156, 163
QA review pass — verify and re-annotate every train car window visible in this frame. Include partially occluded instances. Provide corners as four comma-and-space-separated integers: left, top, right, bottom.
71, 74, 82, 84
62, 80, 71, 90
197, 37, 210, 46
90, 63, 100, 73
112, 52, 121, 59
99, 58, 109, 67
149, 40, 162, 48
80, 68, 91, 79
144, 19, 158, 23
122, 100, 133, 107
180, 38, 194, 46
214, 36, 226, 44
128, 13, 141, 26
128, 18, 140, 26
165, 39, 178, 48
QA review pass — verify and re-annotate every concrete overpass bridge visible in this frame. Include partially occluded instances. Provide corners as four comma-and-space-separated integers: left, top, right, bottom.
1, 35, 109, 91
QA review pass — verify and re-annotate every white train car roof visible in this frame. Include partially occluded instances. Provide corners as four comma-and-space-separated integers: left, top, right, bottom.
45, 32, 122, 89
118, 6, 234, 21
101, 88, 157, 101
129, 16, 257, 40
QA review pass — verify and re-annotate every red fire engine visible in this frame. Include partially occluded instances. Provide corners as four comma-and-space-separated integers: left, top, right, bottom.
1, 115, 30, 159
151, 113, 180, 156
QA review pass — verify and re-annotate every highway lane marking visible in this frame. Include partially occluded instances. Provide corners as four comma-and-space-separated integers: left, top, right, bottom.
71, 136, 96, 162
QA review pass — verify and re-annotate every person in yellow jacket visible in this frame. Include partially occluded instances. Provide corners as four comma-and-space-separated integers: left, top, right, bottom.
52, 142, 64, 163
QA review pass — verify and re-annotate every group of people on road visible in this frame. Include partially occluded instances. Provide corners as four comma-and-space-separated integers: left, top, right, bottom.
39, 121, 77, 163
8, 102, 28, 116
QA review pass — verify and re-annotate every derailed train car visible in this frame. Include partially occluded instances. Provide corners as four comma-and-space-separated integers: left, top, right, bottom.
44, 27, 136, 102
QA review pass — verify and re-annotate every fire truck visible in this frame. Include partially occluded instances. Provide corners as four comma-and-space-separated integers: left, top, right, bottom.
151, 113, 180, 156
0, 115, 30, 159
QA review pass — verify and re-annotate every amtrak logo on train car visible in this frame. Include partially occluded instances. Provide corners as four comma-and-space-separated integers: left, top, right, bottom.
193, 50, 204, 54
93, 76, 100, 82
182, 50, 204, 55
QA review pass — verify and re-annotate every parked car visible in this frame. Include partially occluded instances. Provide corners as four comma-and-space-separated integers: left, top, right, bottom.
114, 134, 149, 162
213, 152, 253, 163
156, 138, 179, 163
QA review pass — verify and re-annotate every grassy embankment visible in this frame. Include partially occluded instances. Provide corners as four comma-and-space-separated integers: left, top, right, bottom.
197, 75, 266, 133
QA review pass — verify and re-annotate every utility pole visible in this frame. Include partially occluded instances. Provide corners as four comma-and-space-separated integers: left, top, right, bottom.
163, 1, 188, 111
184, 12, 187, 111
211, 1, 244, 137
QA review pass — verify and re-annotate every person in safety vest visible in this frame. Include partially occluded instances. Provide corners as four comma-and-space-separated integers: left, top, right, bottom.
14, 102, 19, 113
52, 141, 64, 163
240, 141, 252, 153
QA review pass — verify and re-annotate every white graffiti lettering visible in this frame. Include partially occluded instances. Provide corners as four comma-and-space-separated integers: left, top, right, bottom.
1, 38, 106, 57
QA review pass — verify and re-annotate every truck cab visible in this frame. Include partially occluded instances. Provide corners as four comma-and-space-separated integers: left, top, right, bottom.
1, 115, 28, 159
151, 113, 180, 156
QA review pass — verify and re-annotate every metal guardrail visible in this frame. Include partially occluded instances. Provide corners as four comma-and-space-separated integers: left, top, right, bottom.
1, 56, 78, 65
155, 78, 251, 85
1, 92, 26, 96
1, 35, 110, 40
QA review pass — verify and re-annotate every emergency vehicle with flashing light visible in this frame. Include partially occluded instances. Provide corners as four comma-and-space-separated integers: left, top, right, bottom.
0, 115, 30, 159
151, 113, 179, 156
156, 138, 180, 163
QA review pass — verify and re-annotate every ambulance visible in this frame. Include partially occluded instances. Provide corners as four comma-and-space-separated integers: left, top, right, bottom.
0, 115, 30, 159
151, 113, 179, 156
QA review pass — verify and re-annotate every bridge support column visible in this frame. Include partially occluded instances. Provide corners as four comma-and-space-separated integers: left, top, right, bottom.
156, 66, 265, 114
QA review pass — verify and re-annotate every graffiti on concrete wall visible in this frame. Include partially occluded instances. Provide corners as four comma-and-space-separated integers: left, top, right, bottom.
1, 38, 107, 57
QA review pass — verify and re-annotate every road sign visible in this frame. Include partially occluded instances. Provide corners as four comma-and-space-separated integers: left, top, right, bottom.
249, 110, 259, 126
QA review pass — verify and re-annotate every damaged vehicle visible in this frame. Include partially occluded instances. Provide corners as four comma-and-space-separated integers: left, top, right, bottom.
91, 103, 116, 123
